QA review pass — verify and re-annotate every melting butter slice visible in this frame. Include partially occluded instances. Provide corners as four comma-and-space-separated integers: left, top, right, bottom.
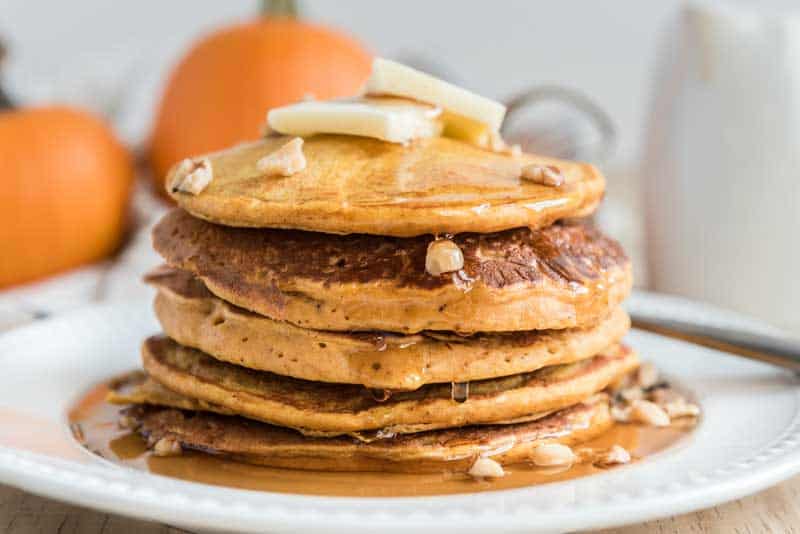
267, 97, 443, 144
364, 58, 507, 133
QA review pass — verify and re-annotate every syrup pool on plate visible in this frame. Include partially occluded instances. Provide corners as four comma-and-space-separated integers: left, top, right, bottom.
68, 380, 695, 497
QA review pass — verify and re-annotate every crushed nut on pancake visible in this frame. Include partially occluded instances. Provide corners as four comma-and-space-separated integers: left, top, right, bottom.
468, 457, 505, 478
257, 137, 306, 177
171, 157, 213, 194
530, 442, 576, 467
521, 164, 565, 187
630, 399, 670, 427
152, 436, 183, 457
425, 238, 464, 276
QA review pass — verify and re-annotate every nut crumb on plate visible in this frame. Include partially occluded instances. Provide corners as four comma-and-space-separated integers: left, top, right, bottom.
530, 442, 576, 467
630, 399, 671, 427
595, 444, 631, 466
468, 457, 505, 478
662, 397, 701, 419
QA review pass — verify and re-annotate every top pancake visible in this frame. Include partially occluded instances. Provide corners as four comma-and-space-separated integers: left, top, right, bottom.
166, 135, 605, 237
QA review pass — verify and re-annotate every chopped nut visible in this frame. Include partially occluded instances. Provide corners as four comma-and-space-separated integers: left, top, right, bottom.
595, 445, 631, 466
468, 457, 505, 478
171, 157, 213, 194
611, 403, 632, 423
118, 415, 138, 430
618, 386, 645, 402
630, 399, 671, 427
530, 443, 576, 467
636, 362, 659, 389
425, 238, 464, 276
663, 398, 701, 419
152, 436, 182, 457
520, 164, 565, 187
257, 137, 307, 177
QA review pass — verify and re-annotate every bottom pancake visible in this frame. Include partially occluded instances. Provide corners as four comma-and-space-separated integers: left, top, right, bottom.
125, 396, 612, 473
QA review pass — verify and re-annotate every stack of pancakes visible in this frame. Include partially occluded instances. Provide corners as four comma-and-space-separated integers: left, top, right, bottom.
111, 135, 637, 473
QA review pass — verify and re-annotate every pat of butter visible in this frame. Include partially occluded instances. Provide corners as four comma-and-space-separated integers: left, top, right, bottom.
364, 58, 506, 133
441, 111, 492, 148
267, 97, 443, 144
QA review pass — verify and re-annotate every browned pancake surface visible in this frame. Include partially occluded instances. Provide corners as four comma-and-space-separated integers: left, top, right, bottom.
166, 135, 605, 237
153, 210, 631, 333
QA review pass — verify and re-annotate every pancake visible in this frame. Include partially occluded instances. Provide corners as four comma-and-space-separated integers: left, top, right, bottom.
125, 396, 612, 473
108, 371, 236, 417
138, 336, 638, 436
166, 135, 605, 237
148, 267, 631, 390
108, 373, 556, 441
153, 210, 632, 333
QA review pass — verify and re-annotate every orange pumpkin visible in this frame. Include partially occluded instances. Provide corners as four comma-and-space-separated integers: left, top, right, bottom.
149, 7, 372, 192
0, 106, 134, 288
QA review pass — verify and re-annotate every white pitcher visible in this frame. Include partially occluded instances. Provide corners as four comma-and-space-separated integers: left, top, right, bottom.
643, 0, 800, 332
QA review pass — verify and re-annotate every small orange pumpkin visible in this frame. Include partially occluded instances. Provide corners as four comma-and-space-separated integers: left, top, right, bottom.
149, 2, 372, 192
0, 106, 134, 288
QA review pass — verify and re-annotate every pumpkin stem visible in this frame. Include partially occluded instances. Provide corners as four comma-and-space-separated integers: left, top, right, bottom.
261, 0, 299, 18
0, 40, 13, 110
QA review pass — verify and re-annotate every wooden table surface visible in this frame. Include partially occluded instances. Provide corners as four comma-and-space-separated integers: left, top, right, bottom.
3, 477, 799, 533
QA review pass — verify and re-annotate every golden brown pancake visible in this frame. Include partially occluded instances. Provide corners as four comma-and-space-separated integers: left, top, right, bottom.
108, 373, 556, 441
148, 267, 631, 390
138, 336, 638, 436
108, 371, 236, 417
166, 135, 605, 237
153, 210, 632, 333
125, 396, 612, 473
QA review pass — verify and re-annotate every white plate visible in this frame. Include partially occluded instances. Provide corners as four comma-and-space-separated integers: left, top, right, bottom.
0, 297, 799, 534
